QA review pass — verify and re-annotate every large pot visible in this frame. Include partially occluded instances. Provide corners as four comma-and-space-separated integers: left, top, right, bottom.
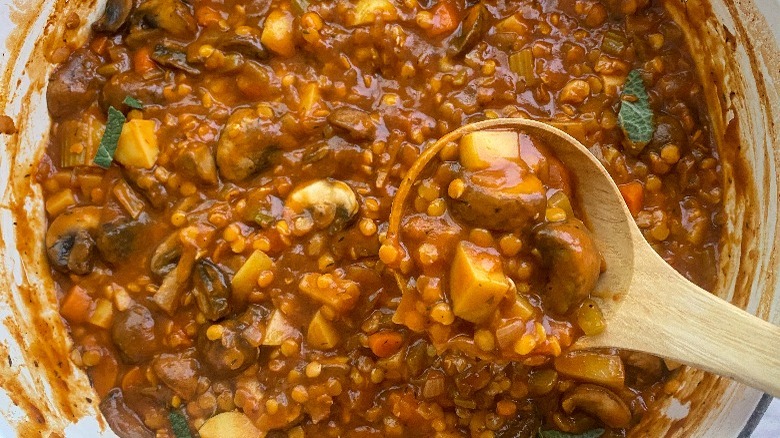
0, 0, 778, 435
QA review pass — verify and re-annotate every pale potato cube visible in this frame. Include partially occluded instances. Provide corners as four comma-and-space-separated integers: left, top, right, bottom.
114, 119, 159, 169
459, 130, 520, 170
231, 250, 273, 301
348, 0, 398, 26
88, 298, 114, 329
263, 309, 299, 346
298, 82, 322, 118
307, 310, 340, 349
261, 10, 296, 57
45, 189, 76, 216
199, 412, 260, 438
449, 241, 511, 323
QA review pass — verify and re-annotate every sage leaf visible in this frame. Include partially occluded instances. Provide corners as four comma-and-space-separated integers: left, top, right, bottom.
618, 69, 654, 154
93, 106, 126, 168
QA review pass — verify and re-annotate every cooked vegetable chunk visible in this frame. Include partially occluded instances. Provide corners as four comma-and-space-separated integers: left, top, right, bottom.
261, 10, 296, 57
199, 412, 260, 438
459, 130, 520, 170
114, 119, 159, 169
348, 0, 398, 26
307, 310, 340, 349
534, 218, 602, 314
449, 241, 511, 323
449, 162, 547, 232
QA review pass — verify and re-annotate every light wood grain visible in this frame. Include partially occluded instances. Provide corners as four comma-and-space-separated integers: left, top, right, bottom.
453, 118, 780, 398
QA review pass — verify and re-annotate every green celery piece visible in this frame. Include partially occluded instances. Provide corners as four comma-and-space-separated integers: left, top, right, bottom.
93, 106, 126, 169
538, 429, 605, 438
123, 96, 144, 109
169, 411, 192, 438
618, 69, 654, 154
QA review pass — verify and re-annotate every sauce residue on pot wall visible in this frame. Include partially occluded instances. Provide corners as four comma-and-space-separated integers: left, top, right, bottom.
0, 0, 108, 435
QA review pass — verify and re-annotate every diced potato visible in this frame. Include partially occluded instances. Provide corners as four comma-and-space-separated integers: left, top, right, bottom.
231, 250, 273, 302
554, 351, 625, 389
348, 0, 398, 26
298, 82, 323, 120
88, 298, 114, 329
307, 309, 340, 349
114, 119, 159, 169
45, 189, 76, 216
261, 10, 296, 57
263, 309, 299, 346
199, 411, 260, 438
495, 14, 526, 34
298, 272, 360, 313
449, 241, 511, 323
459, 130, 520, 170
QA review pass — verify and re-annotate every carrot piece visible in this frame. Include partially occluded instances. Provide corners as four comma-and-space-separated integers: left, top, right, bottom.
60, 285, 94, 324
618, 181, 644, 217
429, 1, 459, 36
90, 36, 109, 56
368, 331, 404, 358
133, 47, 156, 74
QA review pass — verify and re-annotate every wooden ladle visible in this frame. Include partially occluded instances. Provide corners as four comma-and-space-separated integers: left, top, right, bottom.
388, 117, 780, 397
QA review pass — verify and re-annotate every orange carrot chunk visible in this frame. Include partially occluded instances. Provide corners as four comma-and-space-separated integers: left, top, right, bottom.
368, 331, 404, 358
133, 47, 156, 74
618, 181, 644, 217
60, 285, 94, 324
429, 2, 459, 36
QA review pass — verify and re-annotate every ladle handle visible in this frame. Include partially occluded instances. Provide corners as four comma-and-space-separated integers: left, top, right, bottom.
607, 245, 780, 398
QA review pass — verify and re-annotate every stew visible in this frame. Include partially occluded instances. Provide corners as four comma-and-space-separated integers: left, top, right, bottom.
37, 0, 724, 435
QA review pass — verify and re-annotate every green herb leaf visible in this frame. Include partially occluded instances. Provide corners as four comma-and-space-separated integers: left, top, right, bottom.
618, 69, 654, 154
93, 106, 126, 169
123, 96, 144, 110
538, 429, 605, 438
169, 410, 192, 438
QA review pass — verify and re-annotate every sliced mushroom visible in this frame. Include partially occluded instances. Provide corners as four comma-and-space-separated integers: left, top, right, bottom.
150, 232, 182, 277
93, 0, 133, 32
286, 179, 359, 232
449, 3, 490, 57
327, 107, 376, 141
173, 142, 218, 185
152, 349, 201, 400
101, 70, 172, 112
122, 166, 170, 210
47, 49, 104, 121
561, 384, 632, 428
449, 162, 547, 232
192, 259, 231, 321
218, 29, 267, 60
534, 218, 602, 314
111, 304, 161, 363
619, 351, 664, 379
216, 108, 283, 182
100, 389, 155, 438
153, 245, 195, 315
151, 41, 200, 75
197, 318, 258, 375
133, 0, 197, 38
46, 206, 102, 275
96, 211, 148, 264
